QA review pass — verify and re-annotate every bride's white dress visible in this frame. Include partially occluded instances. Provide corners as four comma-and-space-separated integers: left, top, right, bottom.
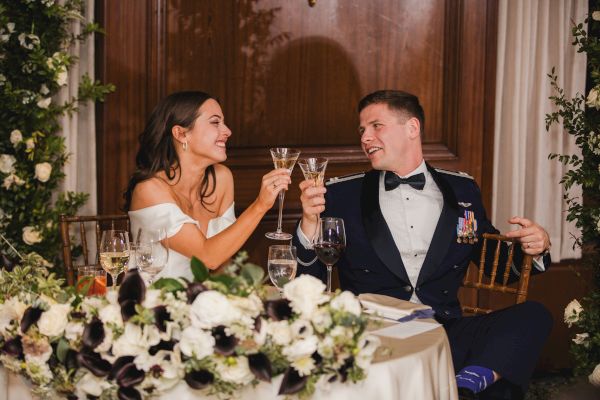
128, 202, 236, 280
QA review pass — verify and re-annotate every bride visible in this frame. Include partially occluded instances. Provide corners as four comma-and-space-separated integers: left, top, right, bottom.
124, 91, 290, 279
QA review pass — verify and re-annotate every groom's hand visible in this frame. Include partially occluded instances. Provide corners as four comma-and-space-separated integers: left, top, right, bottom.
299, 179, 326, 239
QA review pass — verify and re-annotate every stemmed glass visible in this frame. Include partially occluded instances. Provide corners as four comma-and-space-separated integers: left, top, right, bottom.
298, 157, 328, 239
265, 147, 301, 240
99, 230, 130, 291
134, 228, 169, 286
313, 217, 346, 294
267, 245, 297, 293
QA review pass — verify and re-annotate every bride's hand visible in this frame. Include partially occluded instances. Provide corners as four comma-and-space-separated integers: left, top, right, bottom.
255, 168, 292, 212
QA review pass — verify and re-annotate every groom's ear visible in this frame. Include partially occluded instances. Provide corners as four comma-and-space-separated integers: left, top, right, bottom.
171, 125, 186, 144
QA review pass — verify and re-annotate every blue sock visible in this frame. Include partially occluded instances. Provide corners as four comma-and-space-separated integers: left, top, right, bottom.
455, 365, 495, 393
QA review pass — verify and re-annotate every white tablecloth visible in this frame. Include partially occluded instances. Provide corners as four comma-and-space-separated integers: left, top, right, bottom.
1, 296, 457, 400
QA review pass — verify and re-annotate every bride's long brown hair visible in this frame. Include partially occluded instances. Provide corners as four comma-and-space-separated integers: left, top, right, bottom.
123, 91, 217, 212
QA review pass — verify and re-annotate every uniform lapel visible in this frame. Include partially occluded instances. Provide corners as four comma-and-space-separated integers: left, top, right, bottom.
360, 170, 411, 283
416, 164, 460, 286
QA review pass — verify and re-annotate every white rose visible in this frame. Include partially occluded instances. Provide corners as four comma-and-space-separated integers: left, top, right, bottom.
266, 320, 292, 346
39, 84, 49, 95
355, 334, 381, 369
564, 299, 583, 327
6, 23, 14, 33
0, 154, 16, 174
230, 293, 263, 318
283, 275, 328, 318
98, 304, 123, 327
76, 372, 112, 398
330, 291, 362, 316
36, 97, 51, 109
112, 323, 161, 357
216, 356, 253, 385
10, 130, 22, 145
589, 363, 600, 387
22, 226, 42, 245
587, 87, 600, 110
283, 335, 318, 361
189, 290, 241, 329
317, 336, 335, 359
38, 303, 70, 337
56, 69, 68, 86
179, 326, 215, 359
593, 11, 600, 21
34, 162, 52, 182
311, 308, 333, 333
330, 325, 353, 341
572, 332, 590, 347
64, 321, 84, 342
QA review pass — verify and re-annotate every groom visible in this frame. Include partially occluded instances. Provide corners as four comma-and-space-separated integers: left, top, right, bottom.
292, 90, 553, 399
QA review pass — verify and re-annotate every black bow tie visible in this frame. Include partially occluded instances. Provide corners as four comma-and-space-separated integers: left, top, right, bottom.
384, 171, 426, 191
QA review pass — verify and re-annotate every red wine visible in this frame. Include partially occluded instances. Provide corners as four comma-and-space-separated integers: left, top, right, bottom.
314, 243, 345, 266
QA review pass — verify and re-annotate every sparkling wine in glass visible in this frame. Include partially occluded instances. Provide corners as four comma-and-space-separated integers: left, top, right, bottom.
267, 245, 297, 292
99, 230, 130, 291
298, 157, 328, 186
265, 147, 300, 240
135, 228, 169, 286
313, 217, 346, 294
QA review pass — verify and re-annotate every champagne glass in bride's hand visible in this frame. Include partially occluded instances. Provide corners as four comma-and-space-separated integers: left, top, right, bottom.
135, 228, 169, 286
99, 230, 130, 291
267, 245, 297, 293
313, 217, 346, 294
265, 147, 301, 240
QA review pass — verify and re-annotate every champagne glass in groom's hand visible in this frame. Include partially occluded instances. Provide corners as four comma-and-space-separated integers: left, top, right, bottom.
313, 217, 346, 294
265, 147, 300, 240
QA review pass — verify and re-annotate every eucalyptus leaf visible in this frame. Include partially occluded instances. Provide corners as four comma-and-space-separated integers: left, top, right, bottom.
152, 278, 184, 293
56, 338, 70, 363
191, 257, 209, 282
240, 263, 265, 287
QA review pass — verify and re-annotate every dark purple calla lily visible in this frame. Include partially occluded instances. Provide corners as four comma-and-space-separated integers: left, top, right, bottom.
312, 351, 323, 366
0, 252, 15, 271
1, 336, 23, 359
212, 325, 238, 356
65, 349, 79, 370
149, 340, 174, 356
20, 307, 43, 333
82, 317, 105, 349
264, 299, 292, 321
118, 270, 146, 306
153, 305, 170, 332
119, 299, 137, 322
77, 350, 111, 377
278, 367, 307, 395
109, 356, 135, 380
338, 356, 354, 383
186, 282, 208, 304
248, 352, 272, 382
117, 386, 141, 400
115, 362, 145, 388
184, 369, 214, 390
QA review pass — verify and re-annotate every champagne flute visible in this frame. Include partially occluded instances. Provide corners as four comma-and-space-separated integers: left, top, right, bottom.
313, 217, 346, 294
265, 147, 301, 240
298, 157, 328, 239
99, 230, 130, 291
267, 245, 297, 293
135, 228, 169, 286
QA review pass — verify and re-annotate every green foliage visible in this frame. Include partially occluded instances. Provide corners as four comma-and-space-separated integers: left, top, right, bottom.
0, 0, 114, 274
548, 6, 600, 378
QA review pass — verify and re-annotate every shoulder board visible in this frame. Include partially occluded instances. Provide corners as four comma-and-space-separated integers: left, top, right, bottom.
434, 168, 474, 180
326, 172, 365, 186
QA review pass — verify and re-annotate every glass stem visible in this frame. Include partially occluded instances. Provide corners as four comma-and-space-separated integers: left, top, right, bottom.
276, 190, 285, 233
326, 264, 332, 293
111, 274, 118, 291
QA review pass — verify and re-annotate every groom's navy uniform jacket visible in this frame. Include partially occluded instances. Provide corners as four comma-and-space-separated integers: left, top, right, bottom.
293, 163, 552, 394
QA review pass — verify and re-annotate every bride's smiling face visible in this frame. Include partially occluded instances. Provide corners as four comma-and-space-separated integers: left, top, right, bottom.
184, 99, 232, 163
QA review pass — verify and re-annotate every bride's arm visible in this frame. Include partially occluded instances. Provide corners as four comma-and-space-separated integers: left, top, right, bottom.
131, 166, 291, 269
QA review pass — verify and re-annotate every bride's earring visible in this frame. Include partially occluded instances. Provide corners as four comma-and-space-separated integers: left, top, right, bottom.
182, 141, 188, 151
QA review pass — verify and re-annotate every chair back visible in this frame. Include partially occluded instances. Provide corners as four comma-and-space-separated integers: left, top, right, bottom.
59, 214, 130, 285
460, 233, 533, 315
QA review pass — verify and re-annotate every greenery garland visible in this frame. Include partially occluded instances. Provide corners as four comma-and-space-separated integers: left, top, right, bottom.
546, 5, 600, 383
0, 0, 113, 271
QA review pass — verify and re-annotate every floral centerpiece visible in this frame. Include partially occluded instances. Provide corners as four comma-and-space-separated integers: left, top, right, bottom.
0, 252, 380, 399
546, 6, 600, 385
0, 0, 114, 271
